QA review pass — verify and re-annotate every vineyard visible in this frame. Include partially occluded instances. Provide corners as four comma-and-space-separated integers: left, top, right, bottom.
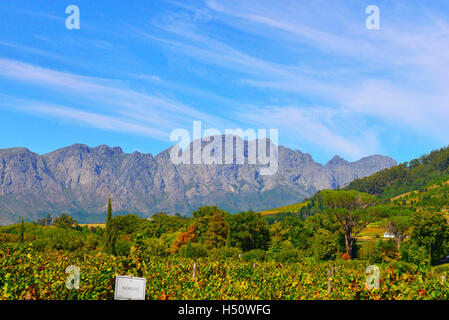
3, 185, 449, 301
2, 243, 449, 300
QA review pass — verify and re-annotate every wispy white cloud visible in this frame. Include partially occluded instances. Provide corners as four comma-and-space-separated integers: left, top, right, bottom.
3, 1, 449, 162
0, 95, 166, 138
195, 1, 449, 155
0, 58, 226, 132
0, 58, 236, 141
0, 41, 73, 64
239, 105, 378, 159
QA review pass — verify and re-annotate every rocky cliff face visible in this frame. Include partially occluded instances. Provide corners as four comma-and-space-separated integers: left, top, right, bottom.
0, 136, 396, 224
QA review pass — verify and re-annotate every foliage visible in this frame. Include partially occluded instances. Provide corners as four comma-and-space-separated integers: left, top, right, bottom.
3, 244, 449, 300
114, 240, 133, 256
205, 210, 229, 249
359, 241, 379, 264
319, 190, 378, 259
142, 238, 170, 257
241, 249, 267, 262
228, 211, 270, 251
409, 211, 449, 264
346, 146, 449, 199
312, 229, 339, 261
110, 214, 148, 237
18, 217, 24, 243
179, 242, 208, 259
192, 206, 230, 239
273, 248, 303, 263
2, 172, 449, 300
52, 214, 79, 230
142, 213, 190, 238
385, 217, 410, 250
170, 225, 197, 253
103, 199, 115, 255
208, 247, 242, 260
35, 214, 52, 227
377, 239, 400, 262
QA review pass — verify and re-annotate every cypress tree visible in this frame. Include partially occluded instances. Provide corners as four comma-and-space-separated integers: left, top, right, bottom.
104, 198, 114, 254
18, 217, 24, 243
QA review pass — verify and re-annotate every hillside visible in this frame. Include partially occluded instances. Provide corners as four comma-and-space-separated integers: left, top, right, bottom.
345, 146, 449, 199
259, 146, 449, 247
259, 202, 310, 215
0, 135, 395, 225
389, 179, 449, 215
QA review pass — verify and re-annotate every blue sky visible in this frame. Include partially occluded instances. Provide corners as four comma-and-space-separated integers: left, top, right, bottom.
0, 0, 448, 164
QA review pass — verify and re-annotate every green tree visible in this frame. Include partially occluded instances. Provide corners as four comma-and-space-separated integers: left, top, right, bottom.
409, 210, 449, 264
192, 206, 230, 240
111, 214, 148, 236
18, 217, 24, 243
228, 211, 270, 251
320, 190, 379, 259
142, 212, 190, 238
385, 216, 410, 250
312, 228, 339, 261
279, 217, 308, 250
52, 214, 78, 230
205, 210, 229, 249
104, 198, 115, 254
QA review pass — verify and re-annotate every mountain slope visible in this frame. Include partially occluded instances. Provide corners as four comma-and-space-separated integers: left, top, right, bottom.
345, 146, 449, 199
0, 135, 396, 224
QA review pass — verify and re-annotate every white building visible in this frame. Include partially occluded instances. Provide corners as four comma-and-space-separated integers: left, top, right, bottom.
383, 232, 395, 238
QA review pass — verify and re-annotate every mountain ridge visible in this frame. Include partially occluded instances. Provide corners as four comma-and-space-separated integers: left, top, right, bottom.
0, 136, 396, 224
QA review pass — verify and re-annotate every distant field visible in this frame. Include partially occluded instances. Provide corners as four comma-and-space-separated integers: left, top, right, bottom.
79, 223, 105, 228
358, 221, 386, 242
259, 201, 309, 215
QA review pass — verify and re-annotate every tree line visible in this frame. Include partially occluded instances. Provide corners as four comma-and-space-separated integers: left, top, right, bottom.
3, 189, 449, 268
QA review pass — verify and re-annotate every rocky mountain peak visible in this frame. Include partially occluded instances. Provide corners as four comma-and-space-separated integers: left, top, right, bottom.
0, 138, 397, 225
326, 155, 349, 167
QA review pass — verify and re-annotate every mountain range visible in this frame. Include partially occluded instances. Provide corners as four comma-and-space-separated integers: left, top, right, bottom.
0, 135, 396, 225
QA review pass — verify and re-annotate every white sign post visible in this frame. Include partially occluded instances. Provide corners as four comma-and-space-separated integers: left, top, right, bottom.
114, 275, 146, 300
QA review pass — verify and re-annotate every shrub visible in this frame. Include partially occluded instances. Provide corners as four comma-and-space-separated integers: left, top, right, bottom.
0, 232, 18, 244
388, 260, 416, 274
179, 242, 208, 259
433, 264, 449, 274
241, 249, 267, 262
341, 253, 350, 260
144, 238, 170, 257
32, 238, 50, 251
85, 235, 99, 251
170, 225, 197, 253
377, 239, 400, 261
359, 241, 379, 264
161, 231, 181, 248
274, 248, 303, 263
208, 247, 241, 259
400, 241, 429, 265
337, 259, 368, 269
115, 240, 133, 256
